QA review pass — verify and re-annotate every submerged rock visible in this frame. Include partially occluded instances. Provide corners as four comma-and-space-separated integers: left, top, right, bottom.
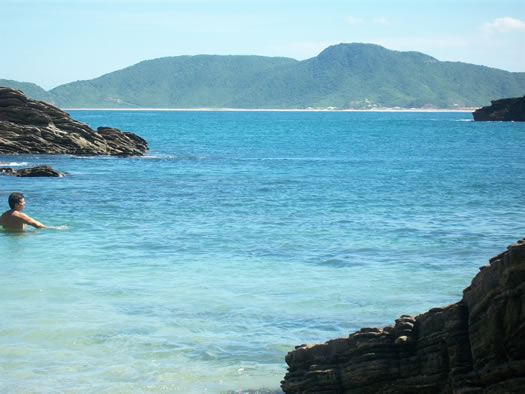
0, 165, 65, 177
0, 87, 148, 156
472, 96, 525, 121
281, 238, 525, 393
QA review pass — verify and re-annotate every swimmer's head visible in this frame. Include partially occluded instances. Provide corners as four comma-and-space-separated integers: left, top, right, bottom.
8, 192, 24, 209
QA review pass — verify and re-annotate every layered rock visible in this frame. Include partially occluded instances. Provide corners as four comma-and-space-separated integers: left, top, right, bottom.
472, 96, 525, 121
281, 239, 525, 393
0, 87, 148, 156
0, 165, 65, 177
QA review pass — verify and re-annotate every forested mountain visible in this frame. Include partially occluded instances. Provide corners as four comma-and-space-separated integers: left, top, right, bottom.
3, 43, 525, 109
50, 55, 299, 108
0, 79, 56, 103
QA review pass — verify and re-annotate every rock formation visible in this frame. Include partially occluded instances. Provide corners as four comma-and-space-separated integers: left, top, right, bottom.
0, 87, 148, 156
281, 239, 525, 393
0, 165, 65, 177
472, 96, 525, 121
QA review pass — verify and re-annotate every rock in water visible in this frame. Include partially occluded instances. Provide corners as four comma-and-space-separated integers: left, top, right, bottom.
0, 87, 148, 156
472, 96, 525, 121
0, 165, 65, 177
281, 238, 525, 393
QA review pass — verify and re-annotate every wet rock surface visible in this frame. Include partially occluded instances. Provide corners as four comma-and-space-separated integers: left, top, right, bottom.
281, 239, 525, 393
0, 87, 148, 156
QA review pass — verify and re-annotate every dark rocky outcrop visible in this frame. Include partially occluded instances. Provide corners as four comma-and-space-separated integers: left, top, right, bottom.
0, 87, 148, 156
472, 96, 525, 121
281, 239, 525, 393
0, 165, 65, 177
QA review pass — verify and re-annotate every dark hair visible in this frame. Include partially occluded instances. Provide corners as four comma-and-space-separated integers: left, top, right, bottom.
8, 192, 24, 209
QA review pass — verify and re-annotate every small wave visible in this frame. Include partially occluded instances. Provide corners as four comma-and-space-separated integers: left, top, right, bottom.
136, 155, 344, 162
0, 162, 30, 167
72, 155, 116, 160
456, 119, 473, 122
52, 225, 70, 231
142, 154, 178, 160
142, 154, 206, 161
240, 157, 343, 162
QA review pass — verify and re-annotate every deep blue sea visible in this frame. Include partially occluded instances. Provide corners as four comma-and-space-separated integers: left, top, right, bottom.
1, 110, 524, 392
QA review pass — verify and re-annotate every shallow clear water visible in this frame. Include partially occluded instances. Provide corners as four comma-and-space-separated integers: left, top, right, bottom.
1, 111, 524, 392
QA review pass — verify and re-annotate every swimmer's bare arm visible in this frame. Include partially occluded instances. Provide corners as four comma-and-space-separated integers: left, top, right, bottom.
14, 211, 47, 229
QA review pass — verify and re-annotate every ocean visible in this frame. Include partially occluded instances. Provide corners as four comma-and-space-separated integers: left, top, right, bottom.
1, 110, 524, 392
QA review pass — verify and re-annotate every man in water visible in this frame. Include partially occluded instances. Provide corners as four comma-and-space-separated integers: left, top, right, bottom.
0, 192, 47, 231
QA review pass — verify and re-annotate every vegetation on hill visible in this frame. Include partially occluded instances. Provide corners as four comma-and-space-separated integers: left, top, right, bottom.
50, 55, 298, 108
2, 44, 525, 109
0, 79, 56, 104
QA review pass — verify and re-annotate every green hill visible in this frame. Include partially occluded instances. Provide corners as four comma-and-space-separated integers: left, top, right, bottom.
0, 79, 56, 104
50, 55, 299, 108
3, 43, 525, 109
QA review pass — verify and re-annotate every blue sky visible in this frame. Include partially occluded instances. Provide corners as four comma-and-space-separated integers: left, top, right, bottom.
1, 0, 524, 89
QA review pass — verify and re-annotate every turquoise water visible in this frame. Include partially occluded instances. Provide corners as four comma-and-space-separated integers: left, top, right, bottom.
1, 111, 524, 392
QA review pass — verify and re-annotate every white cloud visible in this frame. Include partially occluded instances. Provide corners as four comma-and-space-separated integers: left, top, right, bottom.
481, 17, 525, 34
346, 16, 363, 25
372, 17, 389, 25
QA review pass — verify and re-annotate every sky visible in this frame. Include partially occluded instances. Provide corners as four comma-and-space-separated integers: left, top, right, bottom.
1, 0, 524, 90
